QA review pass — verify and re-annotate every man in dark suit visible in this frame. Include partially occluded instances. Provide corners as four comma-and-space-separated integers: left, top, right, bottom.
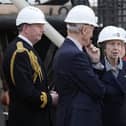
2, 6, 58, 126
53, 5, 105, 126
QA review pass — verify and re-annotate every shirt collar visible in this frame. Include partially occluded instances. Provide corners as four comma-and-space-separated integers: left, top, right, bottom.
67, 36, 83, 52
18, 34, 33, 47
105, 56, 123, 71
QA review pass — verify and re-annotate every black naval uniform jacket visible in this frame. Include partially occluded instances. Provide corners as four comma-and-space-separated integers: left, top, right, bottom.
3, 37, 52, 126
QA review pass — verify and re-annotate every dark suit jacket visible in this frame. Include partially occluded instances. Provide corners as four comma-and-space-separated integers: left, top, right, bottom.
96, 59, 126, 126
3, 37, 52, 126
53, 38, 105, 126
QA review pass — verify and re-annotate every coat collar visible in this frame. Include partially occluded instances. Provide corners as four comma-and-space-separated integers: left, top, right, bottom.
18, 34, 33, 47
67, 36, 83, 52
104, 57, 123, 72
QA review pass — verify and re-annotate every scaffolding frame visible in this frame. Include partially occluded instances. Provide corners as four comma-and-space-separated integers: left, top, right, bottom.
98, 0, 126, 28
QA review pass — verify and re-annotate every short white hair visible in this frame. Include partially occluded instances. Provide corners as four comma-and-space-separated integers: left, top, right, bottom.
66, 23, 83, 32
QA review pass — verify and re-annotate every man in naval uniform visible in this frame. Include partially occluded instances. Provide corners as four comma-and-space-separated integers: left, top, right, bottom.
2, 6, 58, 126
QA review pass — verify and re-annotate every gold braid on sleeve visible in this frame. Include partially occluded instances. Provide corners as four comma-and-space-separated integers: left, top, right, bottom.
10, 42, 44, 85
10, 42, 29, 85
28, 51, 44, 83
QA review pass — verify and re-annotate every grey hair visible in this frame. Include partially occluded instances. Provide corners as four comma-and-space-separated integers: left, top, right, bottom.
17, 24, 25, 32
66, 23, 83, 33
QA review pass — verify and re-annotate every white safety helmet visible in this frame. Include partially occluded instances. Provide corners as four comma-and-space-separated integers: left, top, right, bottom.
16, 6, 47, 26
118, 27, 126, 43
97, 26, 126, 44
64, 5, 97, 27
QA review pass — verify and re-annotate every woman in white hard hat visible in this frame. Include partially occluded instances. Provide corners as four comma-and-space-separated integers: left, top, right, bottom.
53, 5, 105, 126
2, 6, 59, 126
96, 26, 126, 126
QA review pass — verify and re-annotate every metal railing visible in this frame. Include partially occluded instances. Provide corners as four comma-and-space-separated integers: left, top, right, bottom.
97, 0, 126, 28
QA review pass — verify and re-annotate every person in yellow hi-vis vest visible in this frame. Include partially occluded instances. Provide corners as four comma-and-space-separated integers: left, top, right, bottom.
2, 6, 58, 126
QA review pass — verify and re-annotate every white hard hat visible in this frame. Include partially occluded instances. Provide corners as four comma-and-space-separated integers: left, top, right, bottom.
97, 26, 126, 44
64, 5, 97, 27
118, 27, 126, 43
16, 6, 47, 26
